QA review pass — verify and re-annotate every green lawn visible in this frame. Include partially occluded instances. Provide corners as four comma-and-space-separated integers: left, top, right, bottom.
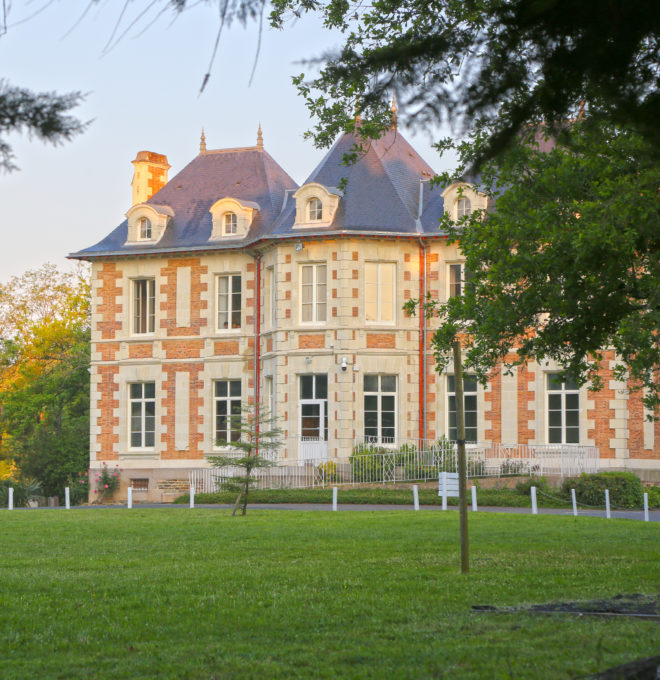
1, 509, 658, 679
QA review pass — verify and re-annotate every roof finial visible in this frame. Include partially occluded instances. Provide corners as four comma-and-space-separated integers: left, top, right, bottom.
257, 123, 263, 149
390, 94, 398, 130
200, 128, 207, 154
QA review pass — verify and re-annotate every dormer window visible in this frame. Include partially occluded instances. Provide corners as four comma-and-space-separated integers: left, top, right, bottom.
457, 197, 471, 219
224, 212, 238, 235
293, 183, 341, 229
308, 198, 323, 222
139, 217, 152, 240
125, 203, 173, 245
209, 198, 260, 240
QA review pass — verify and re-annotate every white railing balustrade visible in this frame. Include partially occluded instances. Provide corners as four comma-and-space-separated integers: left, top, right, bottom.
188, 440, 599, 493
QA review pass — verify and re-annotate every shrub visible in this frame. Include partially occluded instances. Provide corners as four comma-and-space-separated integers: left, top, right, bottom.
0, 477, 42, 507
515, 476, 550, 496
644, 485, 660, 509
316, 461, 339, 483
500, 458, 525, 475
561, 472, 644, 509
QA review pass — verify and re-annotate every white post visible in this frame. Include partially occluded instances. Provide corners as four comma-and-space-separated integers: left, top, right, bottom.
413, 485, 419, 511
571, 488, 577, 517
442, 472, 448, 511
65, 487, 70, 510
190, 484, 195, 509
471, 485, 477, 512
127, 486, 133, 510
332, 487, 338, 512
605, 489, 611, 519
8, 487, 13, 510
531, 486, 538, 515
643, 493, 649, 522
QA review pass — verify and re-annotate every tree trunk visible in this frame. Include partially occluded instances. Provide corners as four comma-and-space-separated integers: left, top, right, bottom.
231, 491, 243, 516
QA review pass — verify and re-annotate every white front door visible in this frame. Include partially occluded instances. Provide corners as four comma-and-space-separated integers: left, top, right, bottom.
299, 399, 328, 462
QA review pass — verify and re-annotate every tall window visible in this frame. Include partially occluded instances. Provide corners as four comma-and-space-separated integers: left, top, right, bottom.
299, 374, 328, 440
224, 212, 237, 235
133, 279, 155, 334
214, 380, 242, 444
457, 197, 471, 219
129, 382, 155, 448
449, 263, 472, 298
448, 375, 478, 442
364, 375, 396, 444
138, 217, 152, 240
300, 263, 327, 322
308, 198, 323, 221
365, 262, 395, 323
217, 274, 241, 330
547, 374, 580, 443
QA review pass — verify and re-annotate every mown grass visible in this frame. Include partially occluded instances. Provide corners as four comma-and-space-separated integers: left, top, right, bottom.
1, 509, 658, 679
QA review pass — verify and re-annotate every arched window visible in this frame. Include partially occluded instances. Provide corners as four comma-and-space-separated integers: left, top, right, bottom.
139, 217, 152, 240
308, 198, 323, 222
224, 212, 238, 235
456, 197, 471, 219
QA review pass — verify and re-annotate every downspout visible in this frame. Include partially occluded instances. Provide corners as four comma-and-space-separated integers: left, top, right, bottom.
417, 180, 429, 444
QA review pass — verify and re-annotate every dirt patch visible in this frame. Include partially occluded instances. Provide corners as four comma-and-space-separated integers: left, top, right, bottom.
472, 593, 660, 619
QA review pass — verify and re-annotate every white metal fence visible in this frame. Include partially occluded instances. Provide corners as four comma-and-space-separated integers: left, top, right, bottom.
188, 440, 599, 493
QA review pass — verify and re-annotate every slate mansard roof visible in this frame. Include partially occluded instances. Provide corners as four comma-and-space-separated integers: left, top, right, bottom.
70, 130, 447, 260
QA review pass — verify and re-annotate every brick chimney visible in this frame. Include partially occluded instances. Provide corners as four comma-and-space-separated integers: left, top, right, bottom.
131, 151, 170, 206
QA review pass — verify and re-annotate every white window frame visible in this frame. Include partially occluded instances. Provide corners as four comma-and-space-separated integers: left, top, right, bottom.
138, 217, 152, 240
447, 374, 478, 442
546, 373, 580, 444
224, 212, 238, 235
132, 278, 155, 335
363, 375, 397, 446
299, 263, 327, 324
216, 273, 242, 332
307, 197, 323, 222
128, 382, 156, 450
365, 261, 396, 325
456, 197, 471, 219
448, 262, 471, 299
213, 379, 242, 448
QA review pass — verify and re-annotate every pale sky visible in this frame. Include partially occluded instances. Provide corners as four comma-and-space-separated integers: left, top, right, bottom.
0, 1, 451, 282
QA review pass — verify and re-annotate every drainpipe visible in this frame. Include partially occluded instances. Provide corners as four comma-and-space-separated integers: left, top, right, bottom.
418, 240, 428, 443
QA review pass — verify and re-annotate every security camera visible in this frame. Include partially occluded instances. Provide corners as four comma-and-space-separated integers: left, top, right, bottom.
340, 357, 348, 372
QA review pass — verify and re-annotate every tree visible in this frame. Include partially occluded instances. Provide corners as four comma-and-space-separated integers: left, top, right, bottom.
0, 264, 91, 496
407, 120, 660, 412
209, 403, 283, 515
269, 0, 660, 162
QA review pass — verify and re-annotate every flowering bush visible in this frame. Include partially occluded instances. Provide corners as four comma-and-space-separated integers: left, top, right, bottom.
88, 464, 122, 500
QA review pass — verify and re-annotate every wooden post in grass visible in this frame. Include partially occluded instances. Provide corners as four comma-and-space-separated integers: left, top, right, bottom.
8, 487, 13, 510
65, 487, 70, 510
471, 485, 477, 512
413, 485, 419, 511
332, 487, 338, 511
571, 489, 577, 516
644, 493, 649, 522
531, 486, 538, 514
127, 486, 133, 509
190, 484, 195, 509
452, 340, 469, 574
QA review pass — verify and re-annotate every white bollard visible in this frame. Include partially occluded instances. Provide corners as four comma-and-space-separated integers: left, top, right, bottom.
413, 485, 419, 511
531, 486, 538, 515
605, 489, 611, 519
643, 492, 649, 522
441, 472, 448, 511
571, 488, 577, 517
471, 485, 478, 512
8, 487, 13, 510
65, 487, 70, 510
127, 486, 133, 509
332, 487, 338, 512
190, 484, 195, 509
